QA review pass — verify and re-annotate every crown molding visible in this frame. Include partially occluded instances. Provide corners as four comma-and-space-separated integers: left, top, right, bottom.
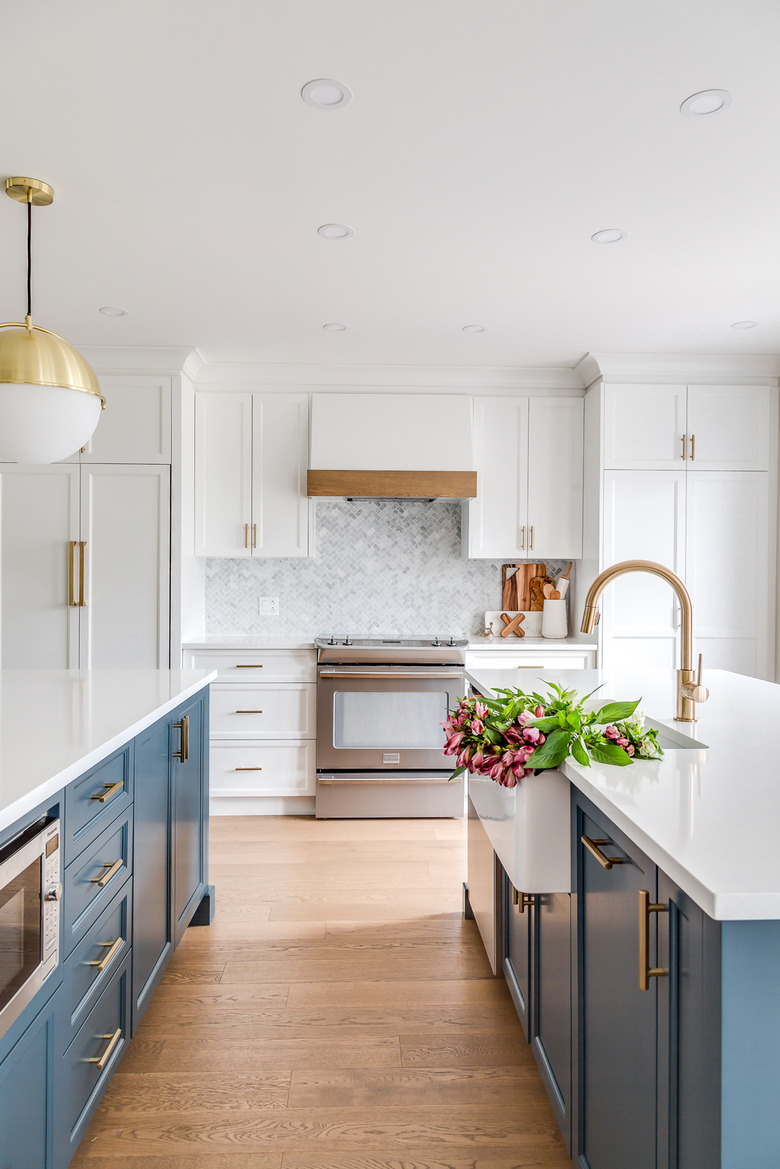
191, 361, 586, 393
579, 351, 780, 385
78, 346, 201, 376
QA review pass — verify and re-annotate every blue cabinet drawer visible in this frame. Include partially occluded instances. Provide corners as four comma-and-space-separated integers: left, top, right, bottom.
63, 810, 133, 956
54, 953, 130, 1169
59, 882, 132, 1051
64, 744, 133, 863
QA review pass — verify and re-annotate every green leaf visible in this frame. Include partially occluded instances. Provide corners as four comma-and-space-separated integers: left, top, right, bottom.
591, 700, 640, 724
566, 711, 582, 730
526, 715, 561, 732
588, 741, 633, 767
484, 728, 503, 745
571, 737, 590, 767
528, 728, 571, 769
448, 765, 466, 780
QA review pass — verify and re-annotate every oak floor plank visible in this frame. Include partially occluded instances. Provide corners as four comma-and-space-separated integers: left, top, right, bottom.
287, 1067, 541, 1108
287, 978, 514, 1008
149, 1036, 402, 1073
280, 1155, 567, 1168
98, 1071, 291, 1114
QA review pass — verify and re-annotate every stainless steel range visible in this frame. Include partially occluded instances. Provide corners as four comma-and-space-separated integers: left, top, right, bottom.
314, 636, 467, 819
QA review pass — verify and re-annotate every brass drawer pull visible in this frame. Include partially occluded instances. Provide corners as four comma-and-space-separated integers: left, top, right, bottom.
581, 834, 626, 870
639, 889, 667, 990
690, 433, 695, 461
235, 766, 263, 771
91, 859, 123, 888
520, 525, 526, 550
235, 664, 263, 668
244, 523, 249, 549
88, 1028, 122, 1071
529, 525, 534, 550
253, 523, 257, 549
236, 709, 263, 714
681, 433, 686, 460
69, 540, 78, 606
78, 541, 86, 606
90, 780, 124, 804
173, 715, 189, 761
512, 887, 535, 914
88, 937, 123, 973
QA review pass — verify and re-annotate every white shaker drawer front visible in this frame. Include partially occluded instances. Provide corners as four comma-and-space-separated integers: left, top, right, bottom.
210, 741, 316, 797
186, 648, 316, 683
210, 684, 315, 738
466, 650, 596, 670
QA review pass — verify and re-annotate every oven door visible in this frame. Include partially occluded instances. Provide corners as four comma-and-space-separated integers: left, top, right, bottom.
0, 830, 47, 1036
316, 665, 464, 771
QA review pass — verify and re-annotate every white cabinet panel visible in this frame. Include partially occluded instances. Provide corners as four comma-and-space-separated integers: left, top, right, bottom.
252, 395, 309, 557
528, 397, 583, 558
210, 741, 316, 797
0, 465, 80, 667
686, 385, 771, 471
184, 648, 316, 682
210, 684, 316, 739
79, 466, 170, 669
194, 393, 253, 558
194, 392, 310, 558
685, 471, 770, 677
603, 384, 687, 469
466, 395, 583, 559
82, 376, 172, 463
601, 471, 686, 671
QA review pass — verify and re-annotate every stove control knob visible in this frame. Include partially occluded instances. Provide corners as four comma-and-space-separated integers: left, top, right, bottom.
45, 883, 63, 902
344, 637, 352, 646
432, 636, 441, 646
328, 636, 336, 645
448, 637, 456, 647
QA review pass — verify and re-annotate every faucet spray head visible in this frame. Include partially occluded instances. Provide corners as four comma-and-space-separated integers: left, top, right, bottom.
580, 604, 600, 635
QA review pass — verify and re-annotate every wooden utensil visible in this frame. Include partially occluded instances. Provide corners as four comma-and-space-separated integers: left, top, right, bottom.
500, 612, 526, 638
515, 563, 547, 611
529, 574, 553, 611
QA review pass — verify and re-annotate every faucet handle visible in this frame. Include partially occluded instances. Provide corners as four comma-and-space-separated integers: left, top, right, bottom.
681, 653, 709, 704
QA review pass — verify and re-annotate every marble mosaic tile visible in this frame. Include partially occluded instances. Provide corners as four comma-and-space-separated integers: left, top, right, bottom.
205, 499, 572, 638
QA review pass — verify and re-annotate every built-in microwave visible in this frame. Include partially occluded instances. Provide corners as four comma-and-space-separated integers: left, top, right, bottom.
0, 817, 61, 1040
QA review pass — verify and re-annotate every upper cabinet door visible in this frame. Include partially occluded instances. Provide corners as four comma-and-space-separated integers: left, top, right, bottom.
194, 393, 253, 557
466, 397, 529, 558
603, 384, 687, 469
527, 398, 583, 559
686, 385, 771, 471
81, 376, 172, 463
252, 395, 310, 558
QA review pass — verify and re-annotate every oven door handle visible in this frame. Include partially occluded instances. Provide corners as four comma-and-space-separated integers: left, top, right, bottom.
318, 671, 463, 680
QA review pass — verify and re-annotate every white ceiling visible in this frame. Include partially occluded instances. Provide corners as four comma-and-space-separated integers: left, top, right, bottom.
2, 0, 780, 371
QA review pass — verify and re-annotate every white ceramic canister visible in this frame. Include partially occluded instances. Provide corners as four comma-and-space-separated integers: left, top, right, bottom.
541, 598, 568, 639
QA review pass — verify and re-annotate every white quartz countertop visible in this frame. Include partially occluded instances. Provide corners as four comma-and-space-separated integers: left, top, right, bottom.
183, 638, 315, 650
466, 638, 597, 651
0, 669, 216, 834
465, 666, 780, 921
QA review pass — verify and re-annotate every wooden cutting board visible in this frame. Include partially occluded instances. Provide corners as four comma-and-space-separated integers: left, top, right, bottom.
502, 563, 547, 610
529, 573, 554, 611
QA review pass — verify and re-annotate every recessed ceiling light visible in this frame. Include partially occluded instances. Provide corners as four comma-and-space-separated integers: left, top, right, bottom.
323, 322, 349, 332
730, 320, 758, 330
591, 228, 628, 245
317, 223, 353, 240
98, 305, 129, 317
462, 324, 487, 333
680, 89, 733, 116
301, 79, 352, 109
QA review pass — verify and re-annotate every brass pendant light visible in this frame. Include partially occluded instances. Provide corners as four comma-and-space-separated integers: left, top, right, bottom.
0, 177, 105, 463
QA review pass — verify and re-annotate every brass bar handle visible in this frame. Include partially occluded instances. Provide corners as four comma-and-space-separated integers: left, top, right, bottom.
88, 1028, 122, 1071
690, 433, 695, 461
529, 525, 534, 550
512, 887, 535, 914
235, 664, 264, 668
235, 766, 263, 771
173, 715, 189, 761
236, 709, 263, 714
78, 541, 86, 606
639, 889, 667, 990
681, 434, 686, 460
581, 835, 626, 870
520, 525, 526, 551
69, 540, 77, 606
88, 936, 123, 973
253, 523, 257, 549
90, 780, 124, 804
244, 523, 249, 549
91, 859, 123, 888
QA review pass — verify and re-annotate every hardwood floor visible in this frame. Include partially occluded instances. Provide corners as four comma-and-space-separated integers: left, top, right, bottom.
71, 816, 572, 1168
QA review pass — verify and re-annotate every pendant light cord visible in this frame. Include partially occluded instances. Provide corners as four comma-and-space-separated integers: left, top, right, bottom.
26, 198, 32, 318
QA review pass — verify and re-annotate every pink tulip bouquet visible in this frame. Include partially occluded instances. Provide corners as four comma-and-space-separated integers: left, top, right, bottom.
443, 681, 663, 787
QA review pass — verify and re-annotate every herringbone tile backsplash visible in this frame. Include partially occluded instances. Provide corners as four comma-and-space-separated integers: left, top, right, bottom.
205, 499, 571, 638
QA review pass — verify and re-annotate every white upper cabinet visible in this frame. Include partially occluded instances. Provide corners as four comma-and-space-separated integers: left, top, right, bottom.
81, 375, 172, 463
194, 392, 309, 558
604, 383, 771, 471
465, 396, 583, 559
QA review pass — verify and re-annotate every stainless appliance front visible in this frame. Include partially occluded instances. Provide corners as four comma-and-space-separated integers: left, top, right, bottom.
0, 817, 61, 1039
316, 664, 464, 772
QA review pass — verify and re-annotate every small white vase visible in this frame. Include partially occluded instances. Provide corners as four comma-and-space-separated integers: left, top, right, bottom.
542, 598, 568, 639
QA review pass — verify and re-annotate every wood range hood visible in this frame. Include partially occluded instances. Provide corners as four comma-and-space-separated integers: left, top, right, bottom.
307, 393, 477, 499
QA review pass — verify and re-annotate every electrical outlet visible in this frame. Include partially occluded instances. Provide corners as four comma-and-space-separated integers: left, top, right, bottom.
258, 596, 279, 616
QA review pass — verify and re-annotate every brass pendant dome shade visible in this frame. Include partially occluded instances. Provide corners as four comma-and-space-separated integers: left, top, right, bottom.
0, 177, 105, 463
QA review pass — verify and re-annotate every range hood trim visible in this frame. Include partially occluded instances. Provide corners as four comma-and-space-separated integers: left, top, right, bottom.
306, 469, 477, 499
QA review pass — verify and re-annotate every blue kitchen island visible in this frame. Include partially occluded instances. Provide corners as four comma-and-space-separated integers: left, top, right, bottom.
466, 666, 780, 1169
